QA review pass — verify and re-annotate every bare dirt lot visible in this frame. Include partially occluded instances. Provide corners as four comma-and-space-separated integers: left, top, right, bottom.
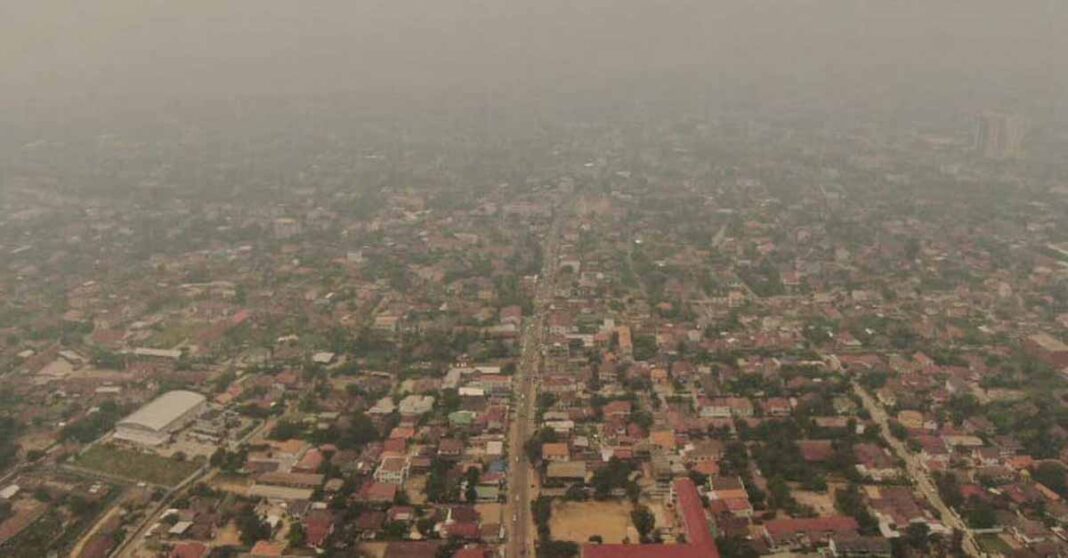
551, 500, 635, 544
213, 520, 243, 547
792, 489, 838, 516
358, 542, 390, 558
211, 474, 252, 496
406, 475, 428, 505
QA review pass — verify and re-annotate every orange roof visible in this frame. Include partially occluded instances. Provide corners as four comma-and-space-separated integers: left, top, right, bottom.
649, 430, 677, 450
1008, 455, 1035, 470
542, 443, 569, 458
270, 439, 307, 456
249, 540, 287, 557
693, 461, 719, 476
390, 426, 416, 439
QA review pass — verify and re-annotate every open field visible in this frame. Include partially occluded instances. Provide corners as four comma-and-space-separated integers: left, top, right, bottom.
476, 502, 503, 526
211, 474, 253, 496
406, 475, 428, 505
145, 322, 200, 349
977, 533, 1015, 555
551, 500, 634, 544
358, 542, 390, 558
792, 489, 838, 516
213, 520, 243, 547
74, 444, 202, 487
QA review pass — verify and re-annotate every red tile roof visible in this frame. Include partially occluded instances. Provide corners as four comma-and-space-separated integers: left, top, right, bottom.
583, 544, 712, 558
675, 478, 716, 552
170, 542, 209, 558
798, 440, 835, 463
764, 516, 859, 540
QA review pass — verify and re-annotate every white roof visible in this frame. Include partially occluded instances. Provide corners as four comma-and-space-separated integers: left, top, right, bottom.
169, 521, 193, 535
312, 352, 336, 364
118, 390, 206, 432
133, 347, 182, 360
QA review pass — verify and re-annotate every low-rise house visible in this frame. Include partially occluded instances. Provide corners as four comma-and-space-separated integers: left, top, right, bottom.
828, 536, 892, 557
686, 440, 725, 465
398, 395, 435, 417
764, 517, 860, 551
375, 456, 410, 484
304, 509, 336, 548
854, 444, 899, 481
438, 439, 465, 459
358, 481, 398, 504
543, 443, 570, 462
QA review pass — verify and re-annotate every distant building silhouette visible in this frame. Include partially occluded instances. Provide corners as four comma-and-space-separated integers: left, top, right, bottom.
974, 111, 1027, 159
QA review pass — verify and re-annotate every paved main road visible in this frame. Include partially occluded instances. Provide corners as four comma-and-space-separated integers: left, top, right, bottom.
505, 210, 564, 558
853, 382, 981, 557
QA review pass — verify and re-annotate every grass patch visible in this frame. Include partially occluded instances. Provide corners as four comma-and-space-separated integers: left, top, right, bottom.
146, 322, 200, 349
977, 534, 1012, 555
4, 510, 62, 558
74, 444, 201, 487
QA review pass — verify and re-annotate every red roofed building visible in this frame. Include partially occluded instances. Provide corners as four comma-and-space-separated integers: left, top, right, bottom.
455, 547, 491, 558
169, 542, 209, 558
763, 516, 859, 551
582, 545, 711, 558
304, 510, 335, 548
675, 478, 714, 550
294, 448, 325, 474
359, 481, 398, 503
442, 521, 481, 540
798, 440, 835, 463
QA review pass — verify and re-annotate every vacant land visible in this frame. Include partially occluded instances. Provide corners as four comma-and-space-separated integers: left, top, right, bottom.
4, 508, 60, 558
792, 489, 837, 516
74, 444, 201, 487
212, 520, 243, 547
406, 475, 428, 505
476, 502, 503, 525
211, 474, 253, 496
358, 542, 390, 558
977, 534, 1015, 555
551, 501, 634, 544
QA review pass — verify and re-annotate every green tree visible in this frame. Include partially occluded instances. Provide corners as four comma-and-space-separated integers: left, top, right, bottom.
715, 537, 760, 558
537, 541, 578, 558
965, 500, 997, 529
1033, 462, 1067, 497
631, 505, 656, 543
287, 522, 306, 547
532, 496, 553, 540
465, 467, 480, 503
237, 508, 270, 547
834, 483, 878, 535
590, 458, 634, 499
903, 522, 930, 553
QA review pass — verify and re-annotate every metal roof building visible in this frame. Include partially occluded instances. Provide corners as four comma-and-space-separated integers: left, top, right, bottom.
114, 390, 207, 446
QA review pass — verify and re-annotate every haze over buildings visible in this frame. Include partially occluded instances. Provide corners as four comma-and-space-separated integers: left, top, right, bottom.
1, 3, 1068, 558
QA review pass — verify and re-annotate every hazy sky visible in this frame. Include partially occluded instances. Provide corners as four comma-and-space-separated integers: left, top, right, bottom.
1, 1, 1065, 116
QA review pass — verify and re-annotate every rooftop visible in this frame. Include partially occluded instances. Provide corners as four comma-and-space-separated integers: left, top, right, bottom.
117, 390, 206, 432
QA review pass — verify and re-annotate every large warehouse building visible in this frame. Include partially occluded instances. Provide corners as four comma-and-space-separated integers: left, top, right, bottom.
114, 390, 207, 446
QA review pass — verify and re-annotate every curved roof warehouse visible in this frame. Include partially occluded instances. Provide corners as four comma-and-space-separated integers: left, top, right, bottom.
114, 390, 208, 446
